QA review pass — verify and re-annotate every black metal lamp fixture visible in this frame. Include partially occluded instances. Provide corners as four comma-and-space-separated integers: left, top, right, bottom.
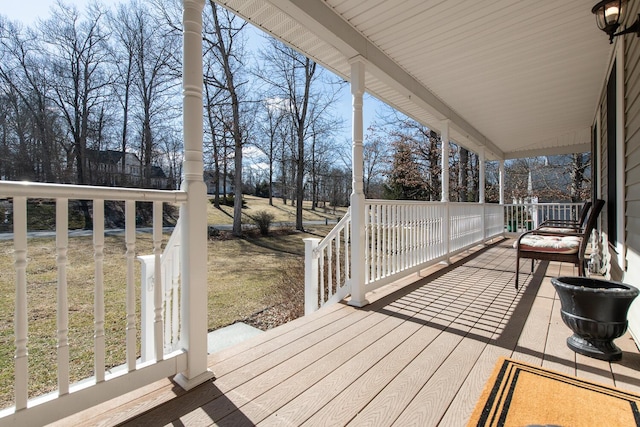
592, 0, 640, 43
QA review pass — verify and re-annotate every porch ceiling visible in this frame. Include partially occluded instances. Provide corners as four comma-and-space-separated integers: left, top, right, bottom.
217, 0, 614, 160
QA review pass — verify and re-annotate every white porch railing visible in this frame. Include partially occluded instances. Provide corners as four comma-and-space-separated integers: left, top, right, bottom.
138, 219, 182, 361
304, 201, 504, 313
0, 181, 187, 426
303, 211, 351, 315
504, 202, 584, 232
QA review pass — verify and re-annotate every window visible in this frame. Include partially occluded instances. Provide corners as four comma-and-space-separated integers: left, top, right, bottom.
606, 62, 617, 245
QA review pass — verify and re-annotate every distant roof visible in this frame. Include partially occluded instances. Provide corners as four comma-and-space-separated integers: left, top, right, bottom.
87, 149, 124, 165
150, 165, 167, 179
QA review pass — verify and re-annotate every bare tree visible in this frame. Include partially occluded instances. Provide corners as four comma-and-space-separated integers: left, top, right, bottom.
42, 3, 112, 226
203, 81, 225, 207
255, 98, 286, 205
108, 2, 137, 184
258, 39, 315, 229
308, 116, 341, 210
43, 3, 112, 183
138, 10, 178, 185
569, 152, 590, 202
0, 18, 62, 181
292, 52, 314, 229
203, 2, 248, 236
258, 38, 343, 230
155, 125, 182, 189
458, 146, 469, 202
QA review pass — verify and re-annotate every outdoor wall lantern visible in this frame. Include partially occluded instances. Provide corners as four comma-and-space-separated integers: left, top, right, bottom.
592, 0, 640, 43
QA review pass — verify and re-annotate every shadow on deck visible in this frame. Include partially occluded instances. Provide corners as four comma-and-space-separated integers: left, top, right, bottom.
52, 238, 640, 427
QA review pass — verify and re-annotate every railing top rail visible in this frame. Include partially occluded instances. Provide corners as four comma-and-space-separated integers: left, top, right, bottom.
0, 180, 187, 203
365, 199, 500, 207
315, 208, 351, 253
365, 199, 443, 206
163, 219, 182, 258
503, 202, 584, 207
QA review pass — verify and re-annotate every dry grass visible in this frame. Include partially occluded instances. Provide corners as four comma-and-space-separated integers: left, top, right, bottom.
207, 194, 347, 226
0, 216, 334, 409
0, 234, 154, 410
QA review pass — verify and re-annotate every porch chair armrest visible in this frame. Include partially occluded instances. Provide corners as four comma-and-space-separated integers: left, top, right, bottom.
539, 219, 580, 227
522, 228, 582, 238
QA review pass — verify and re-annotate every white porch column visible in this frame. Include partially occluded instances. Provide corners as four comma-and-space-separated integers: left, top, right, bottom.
479, 149, 486, 242
499, 160, 505, 205
440, 120, 451, 262
348, 57, 369, 308
479, 149, 485, 204
440, 120, 450, 203
174, 0, 214, 391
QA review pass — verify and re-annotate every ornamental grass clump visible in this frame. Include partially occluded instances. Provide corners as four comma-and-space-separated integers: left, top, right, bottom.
253, 210, 275, 236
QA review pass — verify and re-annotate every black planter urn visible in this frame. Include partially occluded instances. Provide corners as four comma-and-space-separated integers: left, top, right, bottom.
551, 276, 639, 361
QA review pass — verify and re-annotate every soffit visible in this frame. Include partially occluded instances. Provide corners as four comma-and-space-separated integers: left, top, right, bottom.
217, 0, 614, 160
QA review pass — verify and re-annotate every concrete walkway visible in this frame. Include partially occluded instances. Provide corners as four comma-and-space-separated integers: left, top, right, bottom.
207, 322, 263, 354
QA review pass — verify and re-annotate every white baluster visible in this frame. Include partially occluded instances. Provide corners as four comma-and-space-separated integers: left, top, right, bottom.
364, 204, 370, 283
125, 200, 137, 370
444, 203, 450, 262
153, 201, 163, 361
344, 218, 350, 281
171, 243, 180, 350
397, 205, 403, 271
13, 196, 28, 410
56, 199, 69, 395
319, 247, 325, 305
382, 205, 388, 277
412, 205, 417, 266
303, 238, 320, 314
327, 241, 332, 301
424, 204, 429, 261
376, 204, 381, 280
393, 205, 398, 273
334, 234, 340, 298
415, 205, 420, 264
163, 252, 171, 351
93, 199, 105, 383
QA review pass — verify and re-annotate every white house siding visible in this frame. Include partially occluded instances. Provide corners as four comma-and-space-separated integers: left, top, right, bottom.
624, 0, 640, 342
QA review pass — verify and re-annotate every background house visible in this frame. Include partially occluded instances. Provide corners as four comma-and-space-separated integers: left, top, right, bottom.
86, 149, 169, 189
203, 170, 233, 195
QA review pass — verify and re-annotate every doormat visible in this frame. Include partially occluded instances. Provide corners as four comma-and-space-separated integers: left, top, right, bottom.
467, 357, 640, 426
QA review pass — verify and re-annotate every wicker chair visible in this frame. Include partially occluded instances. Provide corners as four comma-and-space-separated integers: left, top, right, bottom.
514, 199, 604, 289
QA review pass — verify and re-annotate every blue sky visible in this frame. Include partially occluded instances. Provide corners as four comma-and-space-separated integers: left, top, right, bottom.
0, 0, 76, 25
1, 0, 382, 148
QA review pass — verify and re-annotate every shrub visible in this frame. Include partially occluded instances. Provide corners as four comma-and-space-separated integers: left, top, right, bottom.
253, 210, 275, 236
208, 225, 220, 239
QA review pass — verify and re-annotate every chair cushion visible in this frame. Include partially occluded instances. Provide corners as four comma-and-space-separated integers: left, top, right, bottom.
536, 227, 578, 234
514, 234, 581, 254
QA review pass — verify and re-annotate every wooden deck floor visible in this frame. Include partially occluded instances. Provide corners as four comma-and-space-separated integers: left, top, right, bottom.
53, 238, 640, 426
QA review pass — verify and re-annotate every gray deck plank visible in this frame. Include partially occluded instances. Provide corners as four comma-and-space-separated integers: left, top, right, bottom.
343, 327, 471, 427
50, 239, 640, 427
611, 332, 640, 393
390, 335, 490, 426
542, 292, 577, 375
256, 318, 425, 426
210, 312, 408, 425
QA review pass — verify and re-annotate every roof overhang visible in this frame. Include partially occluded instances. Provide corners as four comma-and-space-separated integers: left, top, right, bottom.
217, 0, 614, 161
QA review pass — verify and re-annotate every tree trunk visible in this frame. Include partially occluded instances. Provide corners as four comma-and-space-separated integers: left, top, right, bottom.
459, 147, 469, 202
570, 153, 584, 202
